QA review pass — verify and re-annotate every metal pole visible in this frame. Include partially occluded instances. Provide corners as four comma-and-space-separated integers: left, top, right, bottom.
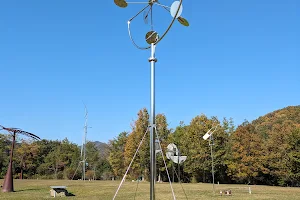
83, 124, 87, 182
178, 149, 180, 183
210, 135, 215, 194
149, 43, 157, 200
172, 162, 174, 183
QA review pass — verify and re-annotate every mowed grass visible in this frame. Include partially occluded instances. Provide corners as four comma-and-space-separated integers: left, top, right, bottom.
1, 179, 300, 200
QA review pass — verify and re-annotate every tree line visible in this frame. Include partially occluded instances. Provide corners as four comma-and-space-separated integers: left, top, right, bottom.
109, 106, 300, 186
0, 137, 112, 180
1, 106, 300, 187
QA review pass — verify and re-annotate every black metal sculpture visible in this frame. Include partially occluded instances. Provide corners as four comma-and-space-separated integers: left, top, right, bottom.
0, 125, 40, 193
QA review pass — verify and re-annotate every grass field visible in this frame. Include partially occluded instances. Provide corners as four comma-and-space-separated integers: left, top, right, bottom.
1, 179, 300, 200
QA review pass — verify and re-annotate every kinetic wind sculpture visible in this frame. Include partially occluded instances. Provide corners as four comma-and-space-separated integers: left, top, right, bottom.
114, 0, 189, 199
202, 125, 220, 194
166, 143, 187, 182
0, 125, 40, 193
72, 105, 91, 181
166, 143, 187, 164
81, 105, 89, 181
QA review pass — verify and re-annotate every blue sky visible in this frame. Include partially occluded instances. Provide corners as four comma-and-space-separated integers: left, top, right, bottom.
0, 0, 299, 144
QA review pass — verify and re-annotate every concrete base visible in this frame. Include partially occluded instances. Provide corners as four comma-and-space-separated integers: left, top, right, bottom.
50, 188, 68, 197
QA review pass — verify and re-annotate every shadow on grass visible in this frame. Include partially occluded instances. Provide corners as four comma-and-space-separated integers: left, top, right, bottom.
67, 192, 76, 196
15, 188, 42, 192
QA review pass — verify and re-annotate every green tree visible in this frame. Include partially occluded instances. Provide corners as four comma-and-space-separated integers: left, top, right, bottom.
108, 131, 128, 179
85, 141, 112, 180
37, 138, 80, 179
181, 114, 216, 183
181, 114, 229, 183
0, 133, 10, 178
86, 141, 101, 170
15, 140, 39, 179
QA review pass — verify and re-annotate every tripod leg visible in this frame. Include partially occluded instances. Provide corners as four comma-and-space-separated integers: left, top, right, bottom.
71, 162, 82, 180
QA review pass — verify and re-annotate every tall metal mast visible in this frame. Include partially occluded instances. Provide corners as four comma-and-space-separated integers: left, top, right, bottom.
81, 105, 88, 181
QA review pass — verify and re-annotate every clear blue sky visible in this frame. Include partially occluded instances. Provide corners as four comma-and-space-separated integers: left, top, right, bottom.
0, 0, 299, 145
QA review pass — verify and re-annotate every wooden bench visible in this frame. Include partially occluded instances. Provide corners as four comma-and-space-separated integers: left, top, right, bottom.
50, 186, 68, 197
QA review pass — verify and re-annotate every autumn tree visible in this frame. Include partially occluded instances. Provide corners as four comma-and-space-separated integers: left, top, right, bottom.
263, 121, 300, 186
155, 113, 171, 182
124, 108, 149, 180
286, 128, 300, 186
227, 121, 268, 184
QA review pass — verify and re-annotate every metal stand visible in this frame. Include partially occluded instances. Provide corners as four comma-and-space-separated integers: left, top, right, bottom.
209, 135, 215, 194
2, 133, 16, 192
0, 125, 40, 193
149, 43, 157, 200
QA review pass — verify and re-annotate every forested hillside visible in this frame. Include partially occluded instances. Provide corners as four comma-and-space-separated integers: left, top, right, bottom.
1, 106, 300, 186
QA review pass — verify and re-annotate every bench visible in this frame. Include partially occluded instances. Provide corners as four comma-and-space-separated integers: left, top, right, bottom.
50, 186, 68, 197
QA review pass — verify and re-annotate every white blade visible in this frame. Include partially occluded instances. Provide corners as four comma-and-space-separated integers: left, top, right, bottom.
203, 132, 211, 140
170, 1, 183, 18
166, 143, 178, 159
170, 156, 187, 164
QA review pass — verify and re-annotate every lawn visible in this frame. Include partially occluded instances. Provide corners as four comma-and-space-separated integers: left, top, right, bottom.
1, 179, 300, 200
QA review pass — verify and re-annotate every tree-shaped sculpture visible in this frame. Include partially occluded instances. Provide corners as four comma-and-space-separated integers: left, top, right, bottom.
0, 125, 40, 193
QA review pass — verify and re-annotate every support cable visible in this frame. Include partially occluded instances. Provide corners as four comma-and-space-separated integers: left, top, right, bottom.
71, 161, 82, 181
174, 168, 189, 200
112, 128, 149, 200
154, 126, 176, 200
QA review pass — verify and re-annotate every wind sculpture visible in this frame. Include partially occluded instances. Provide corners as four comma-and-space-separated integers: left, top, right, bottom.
166, 143, 187, 182
114, 1, 189, 199
0, 125, 40, 193
202, 125, 220, 194
71, 104, 91, 181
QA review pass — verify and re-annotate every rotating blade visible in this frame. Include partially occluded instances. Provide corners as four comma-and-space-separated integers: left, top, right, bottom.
114, 0, 128, 8
171, 156, 187, 164
143, 8, 151, 24
203, 132, 211, 140
19, 131, 41, 140
145, 31, 159, 44
177, 16, 189, 27
170, 1, 183, 18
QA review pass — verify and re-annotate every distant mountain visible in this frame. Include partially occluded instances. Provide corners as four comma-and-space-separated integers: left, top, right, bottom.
93, 141, 109, 158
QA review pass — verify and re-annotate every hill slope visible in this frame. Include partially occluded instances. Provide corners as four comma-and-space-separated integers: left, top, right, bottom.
252, 105, 300, 137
